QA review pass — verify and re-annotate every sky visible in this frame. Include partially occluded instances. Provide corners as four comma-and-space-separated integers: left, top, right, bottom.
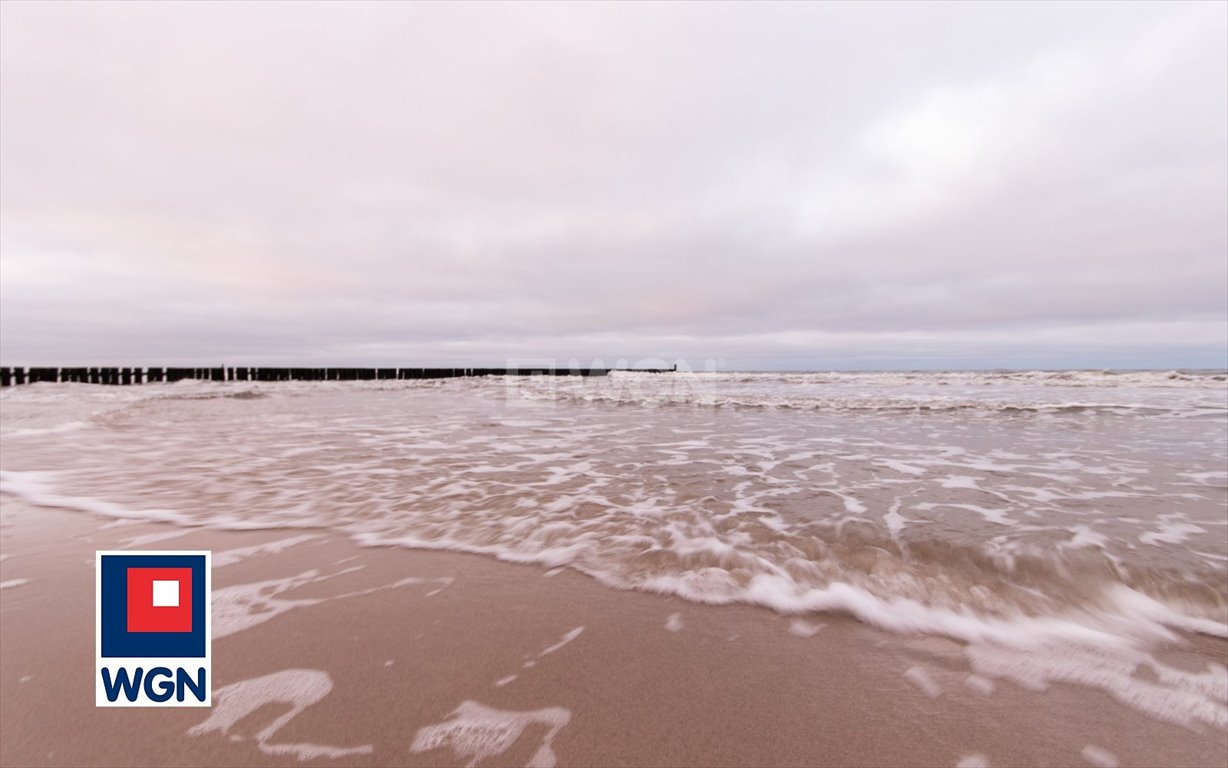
1, 1, 1225, 371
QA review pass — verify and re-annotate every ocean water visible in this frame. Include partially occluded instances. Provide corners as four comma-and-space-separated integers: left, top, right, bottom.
1, 370, 1226, 657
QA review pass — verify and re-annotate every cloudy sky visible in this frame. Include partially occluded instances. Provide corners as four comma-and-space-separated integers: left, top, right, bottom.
1, 1, 1225, 370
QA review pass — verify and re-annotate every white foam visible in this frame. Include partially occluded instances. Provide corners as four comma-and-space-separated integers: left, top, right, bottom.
939, 475, 980, 490
876, 459, 926, 476
653, 570, 1227, 657
0, 579, 30, 590
904, 665, 942, 698
212, 570, 335, 639
3, 420, 91, 438
1177, 470, 1228, 486
118, 529, 195, 549
188, 669, 372, 760
788, 619, 824, 637
0, 470, 191, 525
410, 700, 571, 768
665, 613, 684, 632
213, 568, 449, 639
1107, 585, 1228, 639
537, 626, 585, 657
956, 755, 990, 768
965, 640, 1228, 729
823, 490, 867, 515
882, 497, 917, 537
914, 501, 1015, 527
1061, 526, 1107, 550
1080, 745, 1118, 768
213, 534, 322, 567
963, 674, 995, 696
1140, 522, 1205, 546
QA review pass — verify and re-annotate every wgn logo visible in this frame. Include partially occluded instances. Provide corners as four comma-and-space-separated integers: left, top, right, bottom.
96, 551, 211, 707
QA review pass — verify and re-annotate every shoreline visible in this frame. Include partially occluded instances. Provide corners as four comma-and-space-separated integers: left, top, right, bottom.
2, 502, 1225, 767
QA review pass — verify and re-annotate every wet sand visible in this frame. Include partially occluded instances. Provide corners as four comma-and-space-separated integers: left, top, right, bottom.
1, 502, 1225, 768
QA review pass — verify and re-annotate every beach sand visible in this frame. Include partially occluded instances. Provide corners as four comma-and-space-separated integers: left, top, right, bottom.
2, 501, 1225, 768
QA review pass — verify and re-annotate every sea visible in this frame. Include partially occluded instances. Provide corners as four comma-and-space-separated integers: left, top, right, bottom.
1, 369, 1226, 727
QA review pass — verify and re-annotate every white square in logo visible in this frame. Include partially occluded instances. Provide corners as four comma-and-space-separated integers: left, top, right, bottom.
152, 580, 180, 607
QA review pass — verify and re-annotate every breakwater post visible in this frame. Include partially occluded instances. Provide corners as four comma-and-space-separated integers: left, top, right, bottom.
0, 365, 649, 386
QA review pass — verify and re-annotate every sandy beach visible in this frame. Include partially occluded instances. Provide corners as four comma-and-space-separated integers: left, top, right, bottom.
2, 498, 1224, 768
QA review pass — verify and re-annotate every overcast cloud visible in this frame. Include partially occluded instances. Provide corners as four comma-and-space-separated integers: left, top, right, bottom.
1, 1, 1225, 370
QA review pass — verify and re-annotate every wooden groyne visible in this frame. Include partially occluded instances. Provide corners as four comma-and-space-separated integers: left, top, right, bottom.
0, 366, 655, 386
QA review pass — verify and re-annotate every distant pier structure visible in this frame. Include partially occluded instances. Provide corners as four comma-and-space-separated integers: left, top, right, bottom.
0, 365, 674, 387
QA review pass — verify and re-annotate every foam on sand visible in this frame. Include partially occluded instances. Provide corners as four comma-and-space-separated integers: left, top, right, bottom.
212, 569, 352, 639
513, 626, 587, 676
0, 579, 30, 590
411, 700, 571, 768
787, 618, 824, 637
212, 534, 322, 567
537, 626, 585, 657
1081, 745, 1119, 768
965, 640, 1228, 729
963, 674, 996, 696
904, 665, 943, 698
116, 529, 196, 549
3, 420, 91, 439
0, 469, 192, 525
189, 669, 373, 760
213, 567, 451, 639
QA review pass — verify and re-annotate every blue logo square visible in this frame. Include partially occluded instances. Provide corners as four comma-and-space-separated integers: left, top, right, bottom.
99, 554, 208, 658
